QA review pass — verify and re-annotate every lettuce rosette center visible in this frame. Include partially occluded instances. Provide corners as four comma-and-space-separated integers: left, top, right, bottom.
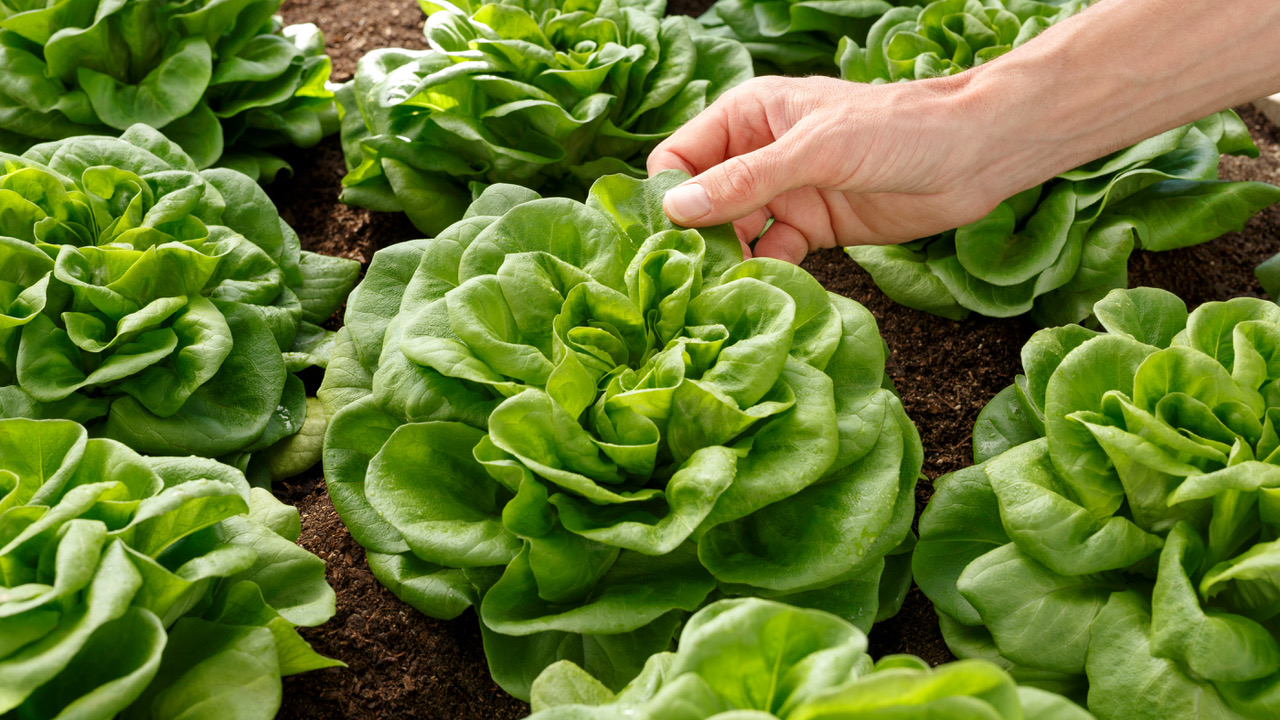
915, 288, 1280, 719
319, 171, 921, 700
0, 126, 359, 478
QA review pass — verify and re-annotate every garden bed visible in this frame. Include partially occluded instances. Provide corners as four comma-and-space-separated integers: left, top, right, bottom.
269, 0, 1280, 716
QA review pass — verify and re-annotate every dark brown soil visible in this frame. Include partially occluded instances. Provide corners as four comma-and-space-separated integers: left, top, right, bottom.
272, 3, 516, 717
802, 249, 1037, 665
273, 475, 528, 720
270, 0, 1280, 715
293, 0, 429, 83
667, 0, 714, 18
1127, 104, 1280, 305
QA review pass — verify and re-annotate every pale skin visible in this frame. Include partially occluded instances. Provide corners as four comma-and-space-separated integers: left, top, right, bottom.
648, 0, 1280, 264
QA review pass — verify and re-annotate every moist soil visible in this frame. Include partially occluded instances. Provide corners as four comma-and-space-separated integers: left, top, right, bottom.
271, 0, 1280, 716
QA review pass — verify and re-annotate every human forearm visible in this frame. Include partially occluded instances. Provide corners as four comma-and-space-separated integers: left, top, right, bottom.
962, 0, 1280, 200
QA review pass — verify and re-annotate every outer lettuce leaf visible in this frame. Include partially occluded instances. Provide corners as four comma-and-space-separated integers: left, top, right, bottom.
0, 0, 336, 173
698, 0, 915, 75
526, 598, 1094, 719
336, 0, 753, 235
839, 0, 1280, 324
0, 418, 339, 720
1257, 252, 1280, 301
915, 287, 1280, 719
318, 170, 922, 699
0, 126, 360, 480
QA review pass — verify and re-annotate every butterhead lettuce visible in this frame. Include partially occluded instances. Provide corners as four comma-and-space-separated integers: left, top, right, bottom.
0, 0, 337, 177
0, 126, 360, 482
527, 598, 1095, 719
336, 0, 753, 235
0, 417, 339, 720
915, 287, 1280, 719
839, 0, 1280, 324
318, 171, 922, 700
698, 0, 913, 75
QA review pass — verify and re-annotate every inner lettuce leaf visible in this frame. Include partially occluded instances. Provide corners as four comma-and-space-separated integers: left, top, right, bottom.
837, 0, 1280, 325
318, 170, 923, 700
0, 0, 337, 178
0, 125, 360, 484
526, 598, 1095, 719
914, 287, 1280, 719
336, 0, 753, 235
0, 417, 340, 720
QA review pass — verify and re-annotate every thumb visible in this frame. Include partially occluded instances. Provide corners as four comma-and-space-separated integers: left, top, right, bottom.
662, 136, 807, 227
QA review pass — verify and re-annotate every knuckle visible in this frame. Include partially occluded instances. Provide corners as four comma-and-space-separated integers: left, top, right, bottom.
758, 78, 795, 108
716, 156, 761, 200
752, 76, 783, 92
719, 79, 758, 103
725, 76, 785, 106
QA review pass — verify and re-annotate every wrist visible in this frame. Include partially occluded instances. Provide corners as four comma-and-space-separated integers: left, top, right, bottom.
887, 70, 1037, 214
947, 55, 1111, 206
945, 0, 1280, 207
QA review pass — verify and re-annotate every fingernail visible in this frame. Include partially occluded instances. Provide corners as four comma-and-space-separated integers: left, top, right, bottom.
664, 182, 711, 223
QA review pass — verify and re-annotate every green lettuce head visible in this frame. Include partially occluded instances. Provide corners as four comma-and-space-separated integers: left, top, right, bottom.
336, 0, 753, 236
318, 171, 921, 700
914, 287, 1280, 719
0, 417, 340, 720
698, 0, 913, 76
0, 0, 336, 177
528, 598, 1095, 719
838, 0, 1280, 325
835, 0, 1086, 82
0, 126, 360, 482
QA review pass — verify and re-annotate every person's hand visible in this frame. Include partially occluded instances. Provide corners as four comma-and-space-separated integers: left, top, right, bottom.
647, 75, 1015, 263
649, 0, 1280, 265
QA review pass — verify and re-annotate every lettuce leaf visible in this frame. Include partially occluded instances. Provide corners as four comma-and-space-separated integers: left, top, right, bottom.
699, 0, 915, 75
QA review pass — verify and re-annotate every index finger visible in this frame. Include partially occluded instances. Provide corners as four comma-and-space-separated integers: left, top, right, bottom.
646, 79, 782, 178
646, 100, 730, 177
